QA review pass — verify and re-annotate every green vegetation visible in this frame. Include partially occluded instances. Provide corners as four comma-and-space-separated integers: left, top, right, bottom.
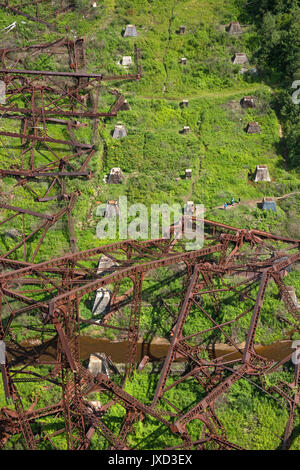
1, 0, 300, 260
0, 0, 299, 451
240, 0, 300, 169
1, 365, 299, 450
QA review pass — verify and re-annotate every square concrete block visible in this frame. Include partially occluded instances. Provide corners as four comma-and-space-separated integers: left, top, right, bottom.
232, 53, 249, 65
121, 56, 133, 66
254, 165, 271, 182
113, 124, 127, 139
124, 24, 138, 37
228, 22, 242, 35
262, 197, 276, 212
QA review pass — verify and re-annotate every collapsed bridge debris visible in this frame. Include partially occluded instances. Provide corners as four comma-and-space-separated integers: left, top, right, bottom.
0, 219, 298, 450
0, 37, 141, 255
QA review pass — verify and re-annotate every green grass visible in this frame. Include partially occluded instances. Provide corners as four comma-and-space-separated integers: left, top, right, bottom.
0, 0, 300, 451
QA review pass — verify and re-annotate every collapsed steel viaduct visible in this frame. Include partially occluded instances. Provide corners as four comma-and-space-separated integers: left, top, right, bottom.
0, 219, 299, 450
0, 4, 299, 450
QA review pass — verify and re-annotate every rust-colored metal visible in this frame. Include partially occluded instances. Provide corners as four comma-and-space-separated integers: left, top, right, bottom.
0, 221, 299, 450
0, 1, 73, 28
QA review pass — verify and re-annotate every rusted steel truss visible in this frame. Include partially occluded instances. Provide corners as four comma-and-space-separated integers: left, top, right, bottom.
0, 220, 299, 450
0, 42, 140, 179
0, 1, 74, 28
0, 191, 79, 262
0, 38, 86, 71
0, 38, 140, 258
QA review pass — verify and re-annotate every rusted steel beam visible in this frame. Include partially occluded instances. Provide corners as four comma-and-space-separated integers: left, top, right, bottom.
0, 68, 141, 81
0, 38, 85, 61
272, 272, 300, 318
80, 404, 126, 450
189, 217, 300, 244
110, 94, 125, 114
210, 435, 244, 450
0, 131, 93, 149
0, 227, 299, 449
0, 239, 173, 282
0, 169, 92, 178
53, 320, 77, 373
0, 4, 54, 27
67, 213, 77, 253
0, 364, 10, 400
0, 114, 87, 127
272, 251, 300, 272
282, 360, 300, 449
0, 194, 79, 262
0, 203, 54, 220
0, 33, 149, 449
1, 287, 49, 311
0, 105, 116, 118
84, 368, 171, 427
126, 272, 143, 376
0, 38, 66, 57
48, 244, 223, 312
172, 364, 248, 433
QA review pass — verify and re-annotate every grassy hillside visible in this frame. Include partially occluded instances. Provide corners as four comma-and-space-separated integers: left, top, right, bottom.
1, 0, 300, 260
0, 0, 299, 451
